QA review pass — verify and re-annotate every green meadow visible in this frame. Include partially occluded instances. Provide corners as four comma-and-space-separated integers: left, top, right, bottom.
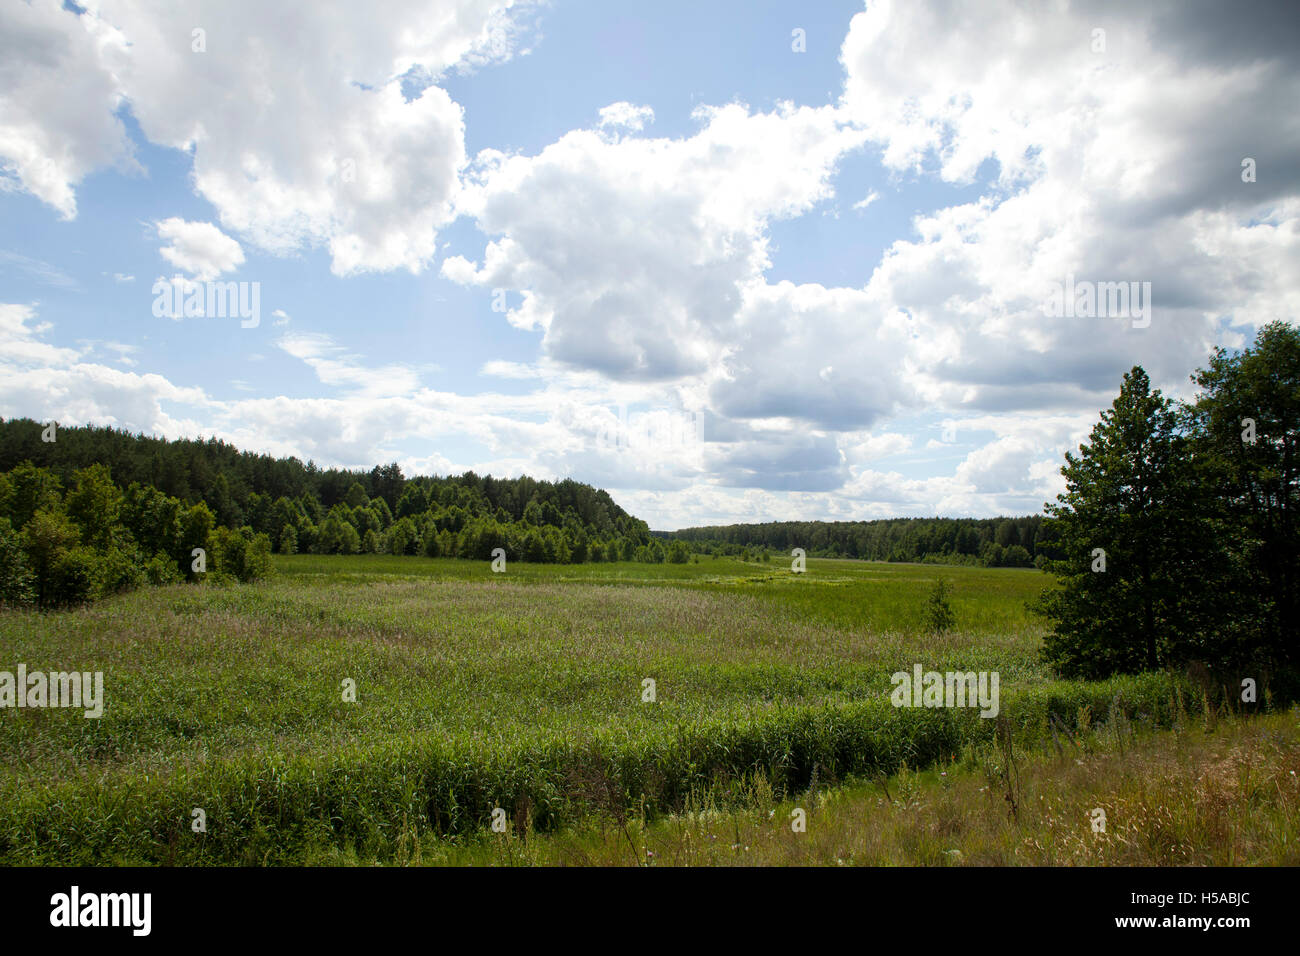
0, 555, 1274, 865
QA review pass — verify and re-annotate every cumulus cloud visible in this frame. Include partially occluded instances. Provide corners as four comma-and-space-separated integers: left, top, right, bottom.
432, 0, 1299, 514
156, 218, 244, 280
444, 102, 868, 379
0, 0, 139, 219
2, 0, 536, 274
840, 0, 1300, 414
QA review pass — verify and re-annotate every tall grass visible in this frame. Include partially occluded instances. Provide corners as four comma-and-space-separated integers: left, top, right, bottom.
0, 555, 1274, 864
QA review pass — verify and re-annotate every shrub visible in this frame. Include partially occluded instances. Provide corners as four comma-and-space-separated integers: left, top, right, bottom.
143, 552, 183, 586
96, 545, 146, 596
922, 578, 956, 633
208, 527, 274, 583
0, 518, 34, 606
46, 546, 100, 607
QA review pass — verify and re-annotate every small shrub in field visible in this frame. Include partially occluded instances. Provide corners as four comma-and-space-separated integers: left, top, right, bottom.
923, 578, 956, 633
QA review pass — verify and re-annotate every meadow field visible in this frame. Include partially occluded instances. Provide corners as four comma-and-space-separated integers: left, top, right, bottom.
0, 555, 1293, 865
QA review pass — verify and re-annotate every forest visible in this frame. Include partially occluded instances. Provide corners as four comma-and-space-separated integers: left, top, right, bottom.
662, 515, 1047, 567
0, 418, 667, 607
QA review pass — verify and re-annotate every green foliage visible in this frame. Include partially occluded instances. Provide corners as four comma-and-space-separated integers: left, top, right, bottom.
1035, 368, 1208, 677
1036, 323, 1300, 679
316, 514, 360, 555
123, 482, 182, 556
343, 482, 370, 509
46, 545, 101, 607
0, 462, 271, 609
207, 526, 274, 583
2, 462, 62, 530
178, 502, 215, 576
0, 419, 660, 568
922, 578, 956, 633
94, 544, 146, 597
1188, 321, 1300, 670
386, 516, 419, 556
64, 464, 123, 549
20, 509, 81, 608
0, 518, 34, 606
0, 420, 649, 554
142, 552, 183, 586
666, 514, 1045, 565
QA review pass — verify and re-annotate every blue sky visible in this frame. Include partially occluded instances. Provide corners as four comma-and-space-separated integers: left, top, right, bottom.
2, 0, 1297, 528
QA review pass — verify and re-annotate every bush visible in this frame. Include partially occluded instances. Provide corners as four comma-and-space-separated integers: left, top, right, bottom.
143, 552, 183, 586
96, 545, 146, 597
208, 527, 274, 583
46, 546, 100, 607
0, 518, 34, 606
922, 578, 956, 633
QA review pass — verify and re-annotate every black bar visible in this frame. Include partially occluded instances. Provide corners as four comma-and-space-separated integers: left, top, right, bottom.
0, 865, 1281, 942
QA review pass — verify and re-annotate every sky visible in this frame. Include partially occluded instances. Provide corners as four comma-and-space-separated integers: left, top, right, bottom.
1, 0, 1297, 530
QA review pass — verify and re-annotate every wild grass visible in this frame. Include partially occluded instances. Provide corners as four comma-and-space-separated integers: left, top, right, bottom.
0, 554, 1285, 864
406, 707, 1300, 867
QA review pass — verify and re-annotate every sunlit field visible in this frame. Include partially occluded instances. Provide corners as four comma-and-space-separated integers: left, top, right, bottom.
0, 555, 1287, 865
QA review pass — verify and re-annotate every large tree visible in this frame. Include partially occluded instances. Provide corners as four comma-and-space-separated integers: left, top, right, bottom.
1035, 367, 1212, 678
1189, 321, 1300, 669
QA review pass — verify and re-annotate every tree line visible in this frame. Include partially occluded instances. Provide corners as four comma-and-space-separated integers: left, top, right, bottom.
0, 420, 669, 609
0, 419, 644, 540
663, 515, 1048, 567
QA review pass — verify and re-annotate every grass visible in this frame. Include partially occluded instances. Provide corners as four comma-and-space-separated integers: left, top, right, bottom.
0, 554, 1289, 865
383, 707, 1300, 867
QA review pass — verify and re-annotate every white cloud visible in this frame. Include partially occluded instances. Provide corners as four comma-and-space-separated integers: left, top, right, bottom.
0, 250, 78, 289
481, 360, 543, 379
156, 218, 244, 281
838, 0, 1300, 416
851, 189, 878, 211
0, 303, 82, 367
275, 332, 428, 399
445, 102, 868, 379
3, 0, 536, 274
0, 0, 139, 219
597, 102, 654, 133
